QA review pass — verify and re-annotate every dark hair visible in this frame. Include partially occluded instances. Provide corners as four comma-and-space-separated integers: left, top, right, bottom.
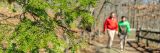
121, 16, 126, 19
109, 12, 115, 18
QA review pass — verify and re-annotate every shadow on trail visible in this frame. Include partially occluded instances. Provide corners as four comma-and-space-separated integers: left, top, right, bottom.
127, 41, 160, 53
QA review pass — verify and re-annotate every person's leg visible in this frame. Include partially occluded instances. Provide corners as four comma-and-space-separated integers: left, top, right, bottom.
123, 35, 127, 50
107, 30, 110, 48
120, 34, 127, 51
120, 34, 124, 50
107, 29, 115, 48
110, 30, 115, 48
107, 29, 111, 48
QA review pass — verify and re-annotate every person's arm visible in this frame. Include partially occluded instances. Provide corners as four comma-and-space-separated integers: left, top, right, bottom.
118, 22, 121, 32
115, 20, 119, 34
115, 20, 118, 31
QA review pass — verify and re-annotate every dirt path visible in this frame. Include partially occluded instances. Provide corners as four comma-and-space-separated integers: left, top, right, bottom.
80, 34, 140, 53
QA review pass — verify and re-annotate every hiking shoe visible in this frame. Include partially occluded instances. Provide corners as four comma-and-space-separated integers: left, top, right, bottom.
120, 49, 123, 52
120, 48, 125, 52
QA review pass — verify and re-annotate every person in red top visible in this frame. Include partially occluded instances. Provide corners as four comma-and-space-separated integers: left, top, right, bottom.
103, 12, 118, 48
